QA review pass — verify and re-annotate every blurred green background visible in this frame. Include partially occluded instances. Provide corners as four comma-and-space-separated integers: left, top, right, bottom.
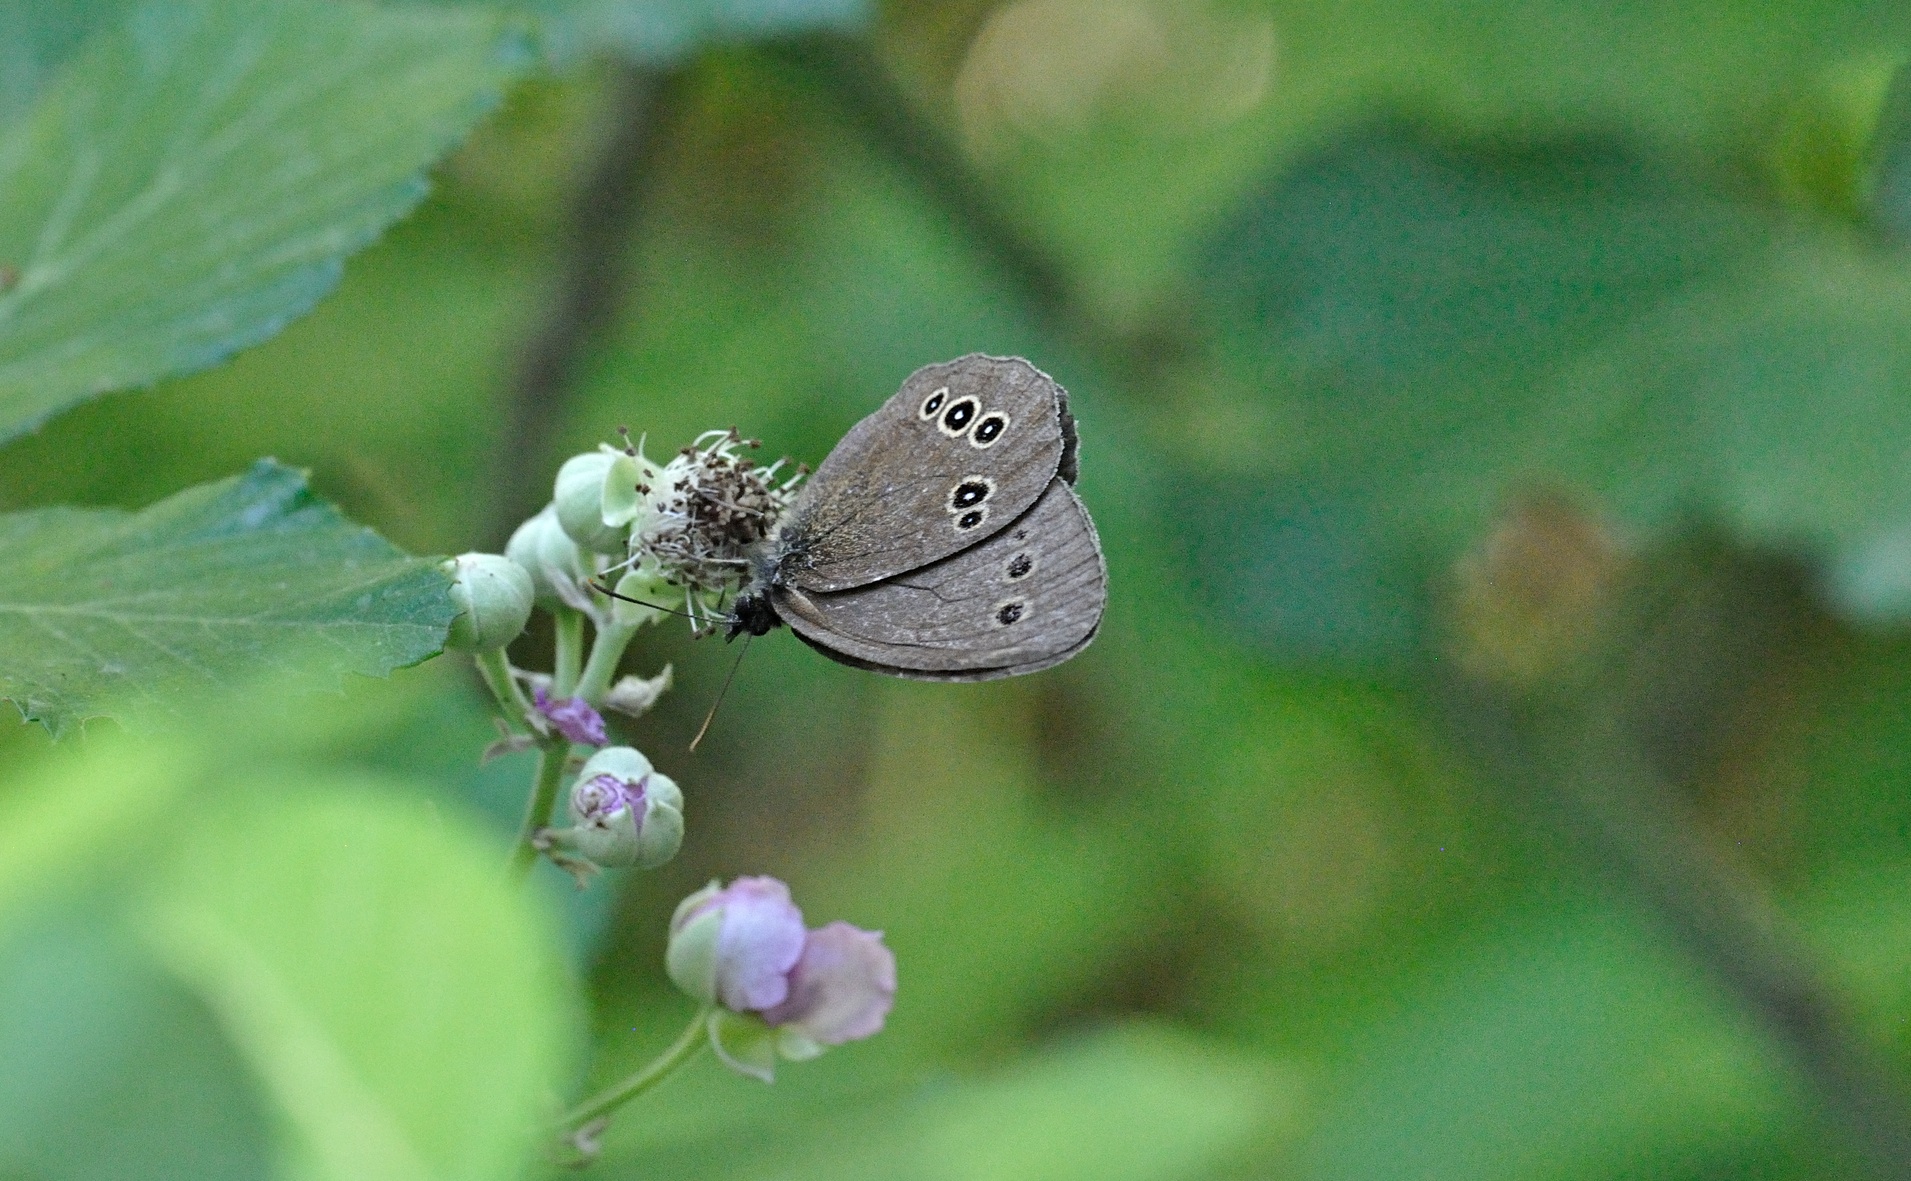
10, 0, 1911, 1178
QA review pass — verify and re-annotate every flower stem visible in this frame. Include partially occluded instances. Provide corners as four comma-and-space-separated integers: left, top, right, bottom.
553, 609, 586, 697
475, 647, 535, 730
558, 1005, 712, 1133
508, 734, 571, 881
574, 618, 638, 704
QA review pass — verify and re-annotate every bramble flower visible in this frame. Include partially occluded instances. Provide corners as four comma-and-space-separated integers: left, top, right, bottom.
626, 430, 805, 633
667, 877, 807, 1012
665, 877, 895, 1082
534, 686, 607, 747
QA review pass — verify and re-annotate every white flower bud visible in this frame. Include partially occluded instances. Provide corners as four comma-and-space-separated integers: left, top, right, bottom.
442, 553, 534, 653
555, 446, 655, 554
505, 505, 589, 612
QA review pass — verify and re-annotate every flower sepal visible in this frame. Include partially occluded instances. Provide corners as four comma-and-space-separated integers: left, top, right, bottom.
707, 1009, 779, 1084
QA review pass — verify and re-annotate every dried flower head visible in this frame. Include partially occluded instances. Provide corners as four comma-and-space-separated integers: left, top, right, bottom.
627, 429, 804, 631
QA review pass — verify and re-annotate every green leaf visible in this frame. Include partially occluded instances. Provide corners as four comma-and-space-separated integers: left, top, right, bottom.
0, 0, 526, 443
1301, 905, 1818, 1181
0, 459, 456, 737
608, 1024, 1292, 1181
1870, 61, 1911, 240
138, 777, 576, 1181
971, 0, 1911, 312
0, 919, 273, 1181
1204, 128, 1911, 633
514, 0, 868, 66
0, 0, 136, 124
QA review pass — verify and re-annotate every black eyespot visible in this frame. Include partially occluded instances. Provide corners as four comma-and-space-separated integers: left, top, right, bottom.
920, 388, 946, 418
1006, 553, 1032, 579
996, 602, 1025, 625
1014, 529, 1028, 541
957, 510, 985, 530
971, 414, 1006, 447
941, 398, 977, 433
951, 480, 990, 509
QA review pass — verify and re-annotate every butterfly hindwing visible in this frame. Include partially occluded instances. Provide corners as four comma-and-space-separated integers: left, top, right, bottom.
772, 477, 1105, 680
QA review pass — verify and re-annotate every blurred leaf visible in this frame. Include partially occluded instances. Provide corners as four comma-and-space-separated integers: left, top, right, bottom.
0, 0, 136, 123
0, 919, 272, 1181
608, 1023, 1293, 1181
0, 0, 526, 442
139, 778, 576, 1181
951, 0, 1911, 316
1299, 903, 1825, 1181
906, 1025, 1288, 1181
1870, 60, 1911, 240
0, 731, 194, 937
515, 0, 868, 66
0, 459, 455, 737
1205, 127, 1911, 632
1177, 477, 1425, 665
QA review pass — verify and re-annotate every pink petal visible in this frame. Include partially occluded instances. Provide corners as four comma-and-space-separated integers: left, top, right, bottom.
761, 922, 896, 1045
713, 877, 807, 1013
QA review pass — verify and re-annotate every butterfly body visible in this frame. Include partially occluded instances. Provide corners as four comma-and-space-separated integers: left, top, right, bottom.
728, 355, 1106, 681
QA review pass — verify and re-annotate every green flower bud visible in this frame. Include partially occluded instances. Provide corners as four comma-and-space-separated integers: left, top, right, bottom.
564, 746, 684, 870
442, 553, 534, 653
555, 446, 656, 554
505, 505, 589, 612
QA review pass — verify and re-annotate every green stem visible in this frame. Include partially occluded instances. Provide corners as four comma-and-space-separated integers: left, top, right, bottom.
475, 647, 534, 729
558, 1005, 712, 1133
574, 618, 638, 705
508, 735, 571, 881
553, 609, 586, 697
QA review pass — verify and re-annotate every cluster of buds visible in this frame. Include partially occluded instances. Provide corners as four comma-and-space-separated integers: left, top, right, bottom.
665, 877, 895, 1081
448, 428, 893, 1116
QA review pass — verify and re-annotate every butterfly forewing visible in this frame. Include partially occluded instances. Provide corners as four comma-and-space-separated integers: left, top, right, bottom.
784, 355, 1069, 593
772, 478, 1105, 680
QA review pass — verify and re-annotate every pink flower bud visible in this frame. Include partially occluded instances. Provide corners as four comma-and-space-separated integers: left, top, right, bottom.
666, 877, 807, 1013
666, 878, 897, 1081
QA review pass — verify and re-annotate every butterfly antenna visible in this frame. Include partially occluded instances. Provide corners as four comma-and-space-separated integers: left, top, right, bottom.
689, 633, 750, 753
588, 579, 702, 622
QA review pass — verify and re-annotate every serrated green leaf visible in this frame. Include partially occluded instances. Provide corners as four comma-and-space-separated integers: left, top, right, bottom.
515, 0, 868, 66
1205, 129, 1911, 632
139, 778, 576, 1181
0, 0, 526, 442
0, 459, 456, 736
